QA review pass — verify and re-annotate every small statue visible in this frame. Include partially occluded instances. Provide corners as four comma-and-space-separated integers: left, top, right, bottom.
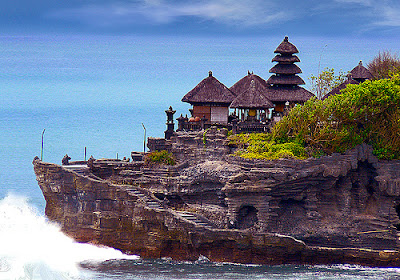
62, 154, 71, 165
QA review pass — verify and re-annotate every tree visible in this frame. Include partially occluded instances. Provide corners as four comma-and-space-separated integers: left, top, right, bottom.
367, 51, 400, 80
309, 68, 347, 99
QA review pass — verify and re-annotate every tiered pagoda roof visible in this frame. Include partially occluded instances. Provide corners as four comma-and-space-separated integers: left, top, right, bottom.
265, 36, 313, 103
181, 71, 235, 105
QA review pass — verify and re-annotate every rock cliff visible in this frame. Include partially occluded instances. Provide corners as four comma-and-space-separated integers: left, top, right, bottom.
33, 128, 400, 266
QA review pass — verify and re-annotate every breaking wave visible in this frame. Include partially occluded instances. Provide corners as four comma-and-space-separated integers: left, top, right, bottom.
0, 194, 138, 280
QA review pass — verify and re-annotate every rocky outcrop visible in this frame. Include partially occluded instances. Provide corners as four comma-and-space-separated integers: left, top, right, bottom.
33, 129, 400, 267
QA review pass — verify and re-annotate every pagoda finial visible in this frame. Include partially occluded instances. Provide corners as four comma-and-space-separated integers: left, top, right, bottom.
209, 71, 213, 77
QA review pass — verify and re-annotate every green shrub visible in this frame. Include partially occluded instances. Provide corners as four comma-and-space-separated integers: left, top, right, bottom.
229, 75, 400, 160
271, 75, 400, 159
229, 133, 307, 160
145, 150, 176, 165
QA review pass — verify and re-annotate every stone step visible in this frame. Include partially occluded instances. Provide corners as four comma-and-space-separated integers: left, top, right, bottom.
176, 211, 215, 229
125, 188, 164, 210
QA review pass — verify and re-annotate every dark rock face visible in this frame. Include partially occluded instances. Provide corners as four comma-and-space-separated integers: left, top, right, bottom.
33, 129, 400, 267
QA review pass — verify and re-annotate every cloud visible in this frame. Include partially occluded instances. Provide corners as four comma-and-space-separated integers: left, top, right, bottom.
48, 0, 290, 27
45, 0, 400, 35
334, 0, 373, 4
334, 0, 400, 27
379, 4, 400, 26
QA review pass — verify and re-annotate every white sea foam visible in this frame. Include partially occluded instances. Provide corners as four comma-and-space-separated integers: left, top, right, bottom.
0, 194, 138, 280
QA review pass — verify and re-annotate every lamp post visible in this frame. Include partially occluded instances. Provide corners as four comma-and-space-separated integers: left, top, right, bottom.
317, 44, 328, 99
142, 123, 146, 154
41, 129, 45, 161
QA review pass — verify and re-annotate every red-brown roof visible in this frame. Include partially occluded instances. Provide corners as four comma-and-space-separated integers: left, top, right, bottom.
182, 71, 235, 105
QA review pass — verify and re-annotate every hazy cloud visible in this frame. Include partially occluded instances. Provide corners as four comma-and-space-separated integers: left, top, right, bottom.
334, 0, 373, 4
42, 0, 400, 35
379, 4, 400, 26
48, 0, 290, 27
334, 0, 400, 26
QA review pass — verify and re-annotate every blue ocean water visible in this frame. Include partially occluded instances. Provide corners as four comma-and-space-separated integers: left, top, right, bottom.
0, 34, 399, 279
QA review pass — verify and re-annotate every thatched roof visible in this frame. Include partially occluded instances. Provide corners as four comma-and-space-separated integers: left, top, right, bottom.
267, 75, 305, 85
322, 78, 359, 100
272, 54, 300, 63
274, 36, 299, 54
349, 61, 374, 81
264, 85, 314, 103
269, 64, 302, 74
182, 71, 235, 105
230, 80, 274, 109
230, 72, 269, 96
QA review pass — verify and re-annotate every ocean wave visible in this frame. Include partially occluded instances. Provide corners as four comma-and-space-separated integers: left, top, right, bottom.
0, 194, 138, 280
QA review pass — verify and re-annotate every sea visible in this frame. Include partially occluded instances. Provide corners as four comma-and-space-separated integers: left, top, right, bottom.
0, 34, 400, 279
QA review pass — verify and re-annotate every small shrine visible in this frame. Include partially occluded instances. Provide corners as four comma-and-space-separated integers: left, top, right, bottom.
181, 71, 235, 126
349, 61, 374, 83
230, 72, 272, 122
229, 73, 273, 132
324, 61, 374, 99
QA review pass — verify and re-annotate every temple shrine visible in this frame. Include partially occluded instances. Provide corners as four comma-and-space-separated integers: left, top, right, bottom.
323, 61, 374, 99
176, 36, 314, 134
177, 37, 314, 135
181, 71, 235, 125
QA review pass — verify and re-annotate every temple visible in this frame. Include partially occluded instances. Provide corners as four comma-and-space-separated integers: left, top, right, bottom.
178, 36, 314, 133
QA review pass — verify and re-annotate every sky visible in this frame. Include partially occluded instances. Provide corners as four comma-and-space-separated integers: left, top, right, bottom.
1, 0, 400, 37
0, 0, 399, 111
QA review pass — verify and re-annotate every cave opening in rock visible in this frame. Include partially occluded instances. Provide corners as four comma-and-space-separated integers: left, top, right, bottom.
165, 194, 185, 208
278, 198, 305, 215
237, 205, 258, 229
154, 193, 165, 200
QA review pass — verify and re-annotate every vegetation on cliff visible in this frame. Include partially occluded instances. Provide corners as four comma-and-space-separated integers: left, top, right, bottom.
230, 75, 400, 160
145, 150, 176, 165
229, 133, 307, 160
